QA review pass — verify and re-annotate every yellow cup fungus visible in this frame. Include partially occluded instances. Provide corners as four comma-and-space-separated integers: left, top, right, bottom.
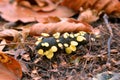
36, 31, 89, 59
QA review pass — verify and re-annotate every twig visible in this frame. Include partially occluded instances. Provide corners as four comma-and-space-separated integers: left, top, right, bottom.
103, 14, 113, 63
0, 42, 35, 46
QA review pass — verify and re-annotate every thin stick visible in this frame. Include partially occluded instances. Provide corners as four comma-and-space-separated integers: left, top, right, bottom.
103, 14, 113, 63
0, 42, 35, 46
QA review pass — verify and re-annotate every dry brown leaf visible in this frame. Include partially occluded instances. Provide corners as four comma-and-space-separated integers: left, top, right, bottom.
61, 0, 120, 22
14, 24, 31, 41
78, 9, 99, 23
61, 0, 120, 15
0, 51, 22, 80
61, 0, 85, 11
0, 29, 20, 42
37, 16, 61, 23
0, 0, 75, 22
29, 17, 94, 36
0, 39, 6, 51
0, 63, 18, 80
16, 0, 58, 12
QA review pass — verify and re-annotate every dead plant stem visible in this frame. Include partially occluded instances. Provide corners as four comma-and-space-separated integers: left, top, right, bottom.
0, 42, 35, 46
103, 14, 113, 63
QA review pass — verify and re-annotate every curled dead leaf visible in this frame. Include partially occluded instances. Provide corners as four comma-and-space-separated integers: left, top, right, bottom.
77, 9, 99, 23
61, 0, 120, 22
37, 16, 61, 23
0, 51, 22, 80
61, 0, 120, 15
0, 63, 19, 80
0, 0, 75, 22
0, 39, 6, 51
0, 29, 20, 42
16, 0, 58, 12
30, 17, 94, 36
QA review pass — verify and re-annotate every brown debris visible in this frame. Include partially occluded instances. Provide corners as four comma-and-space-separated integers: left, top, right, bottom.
0, 0, 75, 22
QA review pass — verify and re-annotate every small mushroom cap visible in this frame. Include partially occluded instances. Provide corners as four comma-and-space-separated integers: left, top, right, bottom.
70, 41, 78, 46
63, 32, 69, 38
44, 51, 54, 59
41, 33, 50, 37
65, 47, 72, 54
53, 32, 60, 39
51, 46, 58, 52
76, 36, 86, 42
70, 45, 76, 51
41, 42, 49, 47
58, 43, 63, 49
38, 49, 44, 55
64, 43, 69, 47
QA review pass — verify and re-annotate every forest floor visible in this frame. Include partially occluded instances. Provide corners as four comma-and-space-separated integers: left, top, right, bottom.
0, 17, 120, 80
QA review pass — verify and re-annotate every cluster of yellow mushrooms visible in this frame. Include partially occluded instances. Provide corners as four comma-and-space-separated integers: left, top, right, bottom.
35, 31, 89, 59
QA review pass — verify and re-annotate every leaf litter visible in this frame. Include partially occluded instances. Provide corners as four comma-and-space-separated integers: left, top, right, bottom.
0, 0, 120, 80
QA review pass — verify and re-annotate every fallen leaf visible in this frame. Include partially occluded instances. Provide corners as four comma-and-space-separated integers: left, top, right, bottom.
0, 39, 6, 51
0, 63, 19, 80
61, 0, 120, 22
0, 29, 20, 42
77, 9, 99, 23
16, 0, 58, 12
29, 17, 94, 36
61, 0, 120, 15
61, 0, 85, 11
38, 16, 61, 23
0, 51, 22, 80
14, 25, 31, 41
0, 0, 75, 22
